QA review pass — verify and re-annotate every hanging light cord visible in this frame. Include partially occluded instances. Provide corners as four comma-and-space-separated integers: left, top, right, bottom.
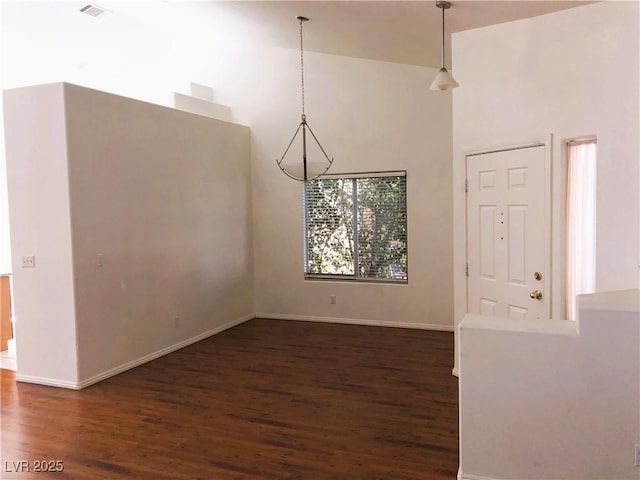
299, 17, 306, 120
440, 4, 445, 69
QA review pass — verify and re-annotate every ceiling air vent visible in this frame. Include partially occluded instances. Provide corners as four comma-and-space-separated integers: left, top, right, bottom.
79, 4, 107, 18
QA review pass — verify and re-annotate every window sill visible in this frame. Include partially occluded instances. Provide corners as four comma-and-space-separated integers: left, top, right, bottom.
304, 275, 408, 285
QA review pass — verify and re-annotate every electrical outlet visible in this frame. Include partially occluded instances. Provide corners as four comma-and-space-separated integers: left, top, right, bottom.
330, 295, 336, 305
635, 444, 640, 467
174, 317, 180, 328
97, 253, 104, 267
21, 256, 35, 268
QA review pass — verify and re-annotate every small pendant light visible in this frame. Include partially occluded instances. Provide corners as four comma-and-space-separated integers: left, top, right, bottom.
277, 16, 334, 182
430, 1, 459, 91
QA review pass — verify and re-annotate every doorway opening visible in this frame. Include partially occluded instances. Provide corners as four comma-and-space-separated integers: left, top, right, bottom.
565, 138, 597, 321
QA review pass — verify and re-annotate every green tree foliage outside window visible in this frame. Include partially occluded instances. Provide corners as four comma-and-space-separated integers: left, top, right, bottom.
304, 173, 407, 282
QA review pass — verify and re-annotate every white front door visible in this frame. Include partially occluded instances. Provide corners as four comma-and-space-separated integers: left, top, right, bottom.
466, 145, 550, 319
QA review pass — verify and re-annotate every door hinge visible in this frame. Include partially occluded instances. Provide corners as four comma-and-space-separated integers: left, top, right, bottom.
465, 263, 469, 276
464, 179, 469, 193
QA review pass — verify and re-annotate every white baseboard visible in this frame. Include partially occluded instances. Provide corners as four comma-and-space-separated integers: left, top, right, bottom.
14, 374, 80, 390
452, 367, 460, 377
16, 313, 254, 390
256, 313, 454, 332
458, 471, 503, 480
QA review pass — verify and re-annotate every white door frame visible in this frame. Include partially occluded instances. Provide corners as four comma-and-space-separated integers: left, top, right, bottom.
453, 135, 555, 376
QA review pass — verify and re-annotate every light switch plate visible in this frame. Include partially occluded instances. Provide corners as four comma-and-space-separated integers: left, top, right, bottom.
21, 256, 35, 268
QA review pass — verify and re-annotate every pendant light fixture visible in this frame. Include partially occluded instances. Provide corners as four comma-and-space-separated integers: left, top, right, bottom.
430, 1, 459, 91
277, 16, 334, 182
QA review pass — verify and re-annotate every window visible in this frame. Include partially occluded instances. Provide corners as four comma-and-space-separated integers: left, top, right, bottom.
303, 172, 407, 283
566, 138, 596, 320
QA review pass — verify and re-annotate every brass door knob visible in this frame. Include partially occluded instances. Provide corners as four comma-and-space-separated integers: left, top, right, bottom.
530, 290, 543, 300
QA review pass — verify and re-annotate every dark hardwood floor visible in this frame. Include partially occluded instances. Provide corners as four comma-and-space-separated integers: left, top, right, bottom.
1, 319, 459, 479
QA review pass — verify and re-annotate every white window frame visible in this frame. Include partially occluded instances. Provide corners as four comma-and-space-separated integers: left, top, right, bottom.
303, 170, 408, 284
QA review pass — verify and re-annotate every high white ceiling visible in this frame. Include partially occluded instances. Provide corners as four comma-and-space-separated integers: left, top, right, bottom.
0, 0, 596, 93
190, 0, 595, 67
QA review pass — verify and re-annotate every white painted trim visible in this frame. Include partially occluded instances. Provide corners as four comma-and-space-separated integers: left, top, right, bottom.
458, 471, 505, 480
256, 313, 454, 332
463, 138, 546, 157
16, 313, 255, 390
543, 134, 553, 319
14, 375, 80, 390
452, 367, 459, 377
464, 142, 545, 158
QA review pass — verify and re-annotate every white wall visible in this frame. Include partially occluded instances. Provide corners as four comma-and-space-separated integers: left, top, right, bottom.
452, 2, 640, 341
203, 44, 454, 329
0, 94, 11, 275
255, 52, 452, 329
0, 1, 236, 276
2, 1, 456, 333
3, 83, 253, 387
459, 289, 640, 480
453, 4, 640, 474
0, 2, 11, 274
3, 83, 79, 386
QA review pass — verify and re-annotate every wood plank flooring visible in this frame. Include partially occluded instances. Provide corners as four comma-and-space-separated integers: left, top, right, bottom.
1, 319, 459, 479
